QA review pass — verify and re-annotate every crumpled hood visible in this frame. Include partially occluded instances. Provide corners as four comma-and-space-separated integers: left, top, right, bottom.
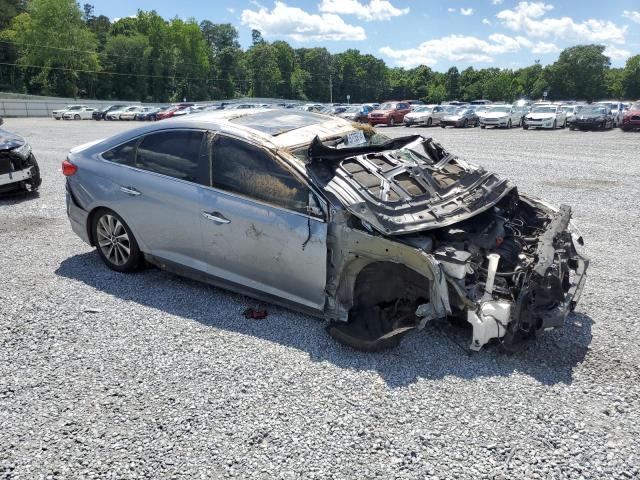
306, 135, 514, 235
0, 128, 25, 151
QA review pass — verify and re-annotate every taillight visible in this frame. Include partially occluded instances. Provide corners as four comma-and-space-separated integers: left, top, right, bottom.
62, 159, 78, 176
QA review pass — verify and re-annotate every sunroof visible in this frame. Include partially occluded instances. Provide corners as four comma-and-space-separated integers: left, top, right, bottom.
230, 110, 329, 136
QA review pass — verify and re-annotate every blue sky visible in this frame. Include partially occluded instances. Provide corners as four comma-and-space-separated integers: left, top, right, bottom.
89, 0, 640, 70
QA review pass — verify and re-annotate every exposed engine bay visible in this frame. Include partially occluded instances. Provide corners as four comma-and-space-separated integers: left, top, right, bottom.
308, 134, 589, 351
0, 128, 41, 194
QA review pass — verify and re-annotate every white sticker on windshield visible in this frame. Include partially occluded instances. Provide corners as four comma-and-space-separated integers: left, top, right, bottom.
345, 130, 366, 146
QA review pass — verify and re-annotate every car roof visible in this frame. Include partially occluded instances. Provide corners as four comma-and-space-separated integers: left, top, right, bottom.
101, 109, 357, 150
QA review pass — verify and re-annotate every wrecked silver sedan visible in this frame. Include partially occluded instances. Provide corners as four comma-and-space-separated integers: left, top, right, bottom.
64, 110, 588, 351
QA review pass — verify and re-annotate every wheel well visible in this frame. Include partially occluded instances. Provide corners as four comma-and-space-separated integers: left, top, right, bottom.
86, 207, 109, 246
351, 261, 430, 311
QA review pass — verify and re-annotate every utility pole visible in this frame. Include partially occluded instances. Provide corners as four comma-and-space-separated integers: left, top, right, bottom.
329, 73, 333, 104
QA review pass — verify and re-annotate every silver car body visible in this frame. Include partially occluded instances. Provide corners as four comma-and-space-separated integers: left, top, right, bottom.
65, 109, 588, 351
403, 105, 445, 126
479, 105, 522, 128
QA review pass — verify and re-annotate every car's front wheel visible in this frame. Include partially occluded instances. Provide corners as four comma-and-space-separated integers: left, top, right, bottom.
92, 209, 143, 273
388, 117, 395, 126
426, 117, 432, 127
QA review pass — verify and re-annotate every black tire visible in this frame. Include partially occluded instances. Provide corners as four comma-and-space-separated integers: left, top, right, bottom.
480, 125, 486, 129
25, 155, 41, 192
462, 118, 468, 128
570, 126, 575, 131
91, 209, 143, 273
74, 114, 81, 120
388, 117, 395, 127
426, 117, 432, 127
55, 117, 60, 120
523, 125, 529, 130
507, 119, 512, 129
440, 124, 445, 128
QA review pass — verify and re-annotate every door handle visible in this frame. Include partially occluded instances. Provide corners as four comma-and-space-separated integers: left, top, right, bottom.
201, 211, 231, 224
120, 186, 141, 196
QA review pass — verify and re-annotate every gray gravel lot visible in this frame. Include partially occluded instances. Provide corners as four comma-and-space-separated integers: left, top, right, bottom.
1, 118, 639, 479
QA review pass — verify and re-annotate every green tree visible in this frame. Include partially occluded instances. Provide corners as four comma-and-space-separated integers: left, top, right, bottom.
547, 44, 609, 101
246, 42, 280, 97
0, 0, 25, 29
11, 0, 99, 97
622, 55, 640, 99
444, 66, 460, 100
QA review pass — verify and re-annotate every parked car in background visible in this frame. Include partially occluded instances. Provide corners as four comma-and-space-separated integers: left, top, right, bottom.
595, 101, 624, 127
119, 106, 147, 121
562, 104, 584, 128
93, 105, 128, 121
62, 109, 588, 352
621, 102, 640, 131
135, 107, 164, 121
0, 127, 41, 194
105, 106, 139, 121
570, 105, 614, 131
339, 105, 373, 123
440, 106, 479, 128
52, 105, 88, 120
62, 107, 96, 120
404, 100, 424, 108
403, 105, 444, 126
479, 104, 522, 129
470, 99, 492, 105
368, 101, 412, 126
523, 104, 567, 130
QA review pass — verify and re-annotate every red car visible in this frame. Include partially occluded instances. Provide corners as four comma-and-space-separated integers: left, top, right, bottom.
156, 103, 194, 120
368, 101, 412, 126
621, 102, 640, 131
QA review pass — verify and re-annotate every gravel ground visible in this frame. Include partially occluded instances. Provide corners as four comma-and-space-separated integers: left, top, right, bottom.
1, 118, 639, 479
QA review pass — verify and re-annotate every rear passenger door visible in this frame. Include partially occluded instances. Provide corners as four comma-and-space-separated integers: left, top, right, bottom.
199, 134, 328, 311
100, 129, 209, 269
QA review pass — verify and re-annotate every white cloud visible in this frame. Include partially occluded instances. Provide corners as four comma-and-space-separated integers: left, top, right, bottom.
497, 2, 627, 44
448, 7, 456, 13
318, 0, 409, 21
460, 8, 474, 16
227, 7, 235, 14
604, 45, 631, 61
492, 0, 504, 4
241, 1, 366, 41
380, 33, 528, 68
482, 18, 492, 25
623, 10, 640, 24
531, 41, 560, 54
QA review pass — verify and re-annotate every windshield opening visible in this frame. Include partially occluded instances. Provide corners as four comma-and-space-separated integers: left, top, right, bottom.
379, 103, 397, 110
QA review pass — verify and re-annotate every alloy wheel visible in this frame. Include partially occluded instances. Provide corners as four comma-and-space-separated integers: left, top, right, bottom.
96, 214, 131, 266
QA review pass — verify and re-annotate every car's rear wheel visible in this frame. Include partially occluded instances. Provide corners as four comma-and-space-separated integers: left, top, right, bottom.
92, 209, 143, 273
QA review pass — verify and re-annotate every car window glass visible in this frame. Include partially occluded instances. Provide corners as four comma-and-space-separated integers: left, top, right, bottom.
211, 135, 309, 214
102, 138, 138, 166
136, 130, 208, 185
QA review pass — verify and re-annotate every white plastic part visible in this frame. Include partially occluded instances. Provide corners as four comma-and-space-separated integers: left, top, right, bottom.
468, 300, 513, 351
483, 253, 501, 300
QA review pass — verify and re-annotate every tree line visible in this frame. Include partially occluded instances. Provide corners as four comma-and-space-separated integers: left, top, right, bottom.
0, 0, 639, 104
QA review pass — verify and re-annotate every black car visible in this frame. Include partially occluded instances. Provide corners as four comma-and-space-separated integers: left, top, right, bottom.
92, 105, 127, 121
569, 105, 614, 131
0, 128, 41, 194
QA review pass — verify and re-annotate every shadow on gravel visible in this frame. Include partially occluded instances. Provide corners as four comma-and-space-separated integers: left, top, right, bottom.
56, 252, 593, 388
0, 190, 40, 205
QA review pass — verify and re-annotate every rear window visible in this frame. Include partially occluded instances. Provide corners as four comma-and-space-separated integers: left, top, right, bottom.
230, 110, 328, 136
